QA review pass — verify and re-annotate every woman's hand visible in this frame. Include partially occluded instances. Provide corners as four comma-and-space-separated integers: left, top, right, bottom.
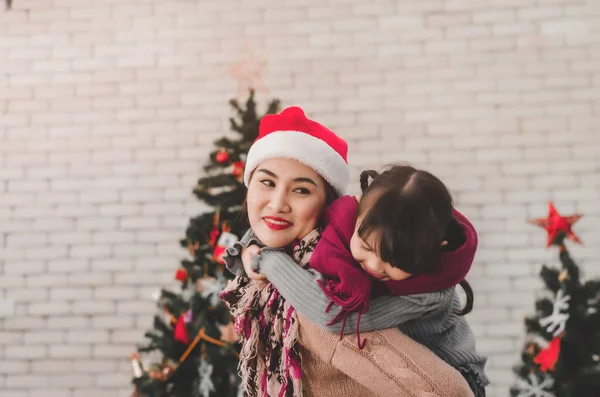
242, 245, 266, 282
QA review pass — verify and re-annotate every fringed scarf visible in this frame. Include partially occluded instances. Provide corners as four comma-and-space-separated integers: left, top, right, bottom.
220, 229, 321, 397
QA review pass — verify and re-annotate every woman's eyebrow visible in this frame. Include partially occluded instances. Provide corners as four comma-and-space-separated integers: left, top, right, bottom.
256, 168, 277, 178
294, 177, 318, 187
257, 169, 318, 187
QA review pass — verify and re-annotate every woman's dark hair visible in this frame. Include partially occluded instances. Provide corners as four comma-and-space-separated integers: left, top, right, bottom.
358, 164, 473, 315
240, 170, 339, 227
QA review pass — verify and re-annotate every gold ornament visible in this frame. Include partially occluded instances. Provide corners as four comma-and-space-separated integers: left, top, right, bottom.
558, 270, 569, 282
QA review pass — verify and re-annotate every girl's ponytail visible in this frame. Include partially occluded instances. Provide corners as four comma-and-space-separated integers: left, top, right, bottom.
359, 170, 379, 193
457, 280, 474, 316
443, 218, 474, 315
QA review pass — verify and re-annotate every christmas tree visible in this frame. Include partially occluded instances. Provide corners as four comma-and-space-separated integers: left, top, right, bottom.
130, 90, 280, 397
511, 202, 600, 397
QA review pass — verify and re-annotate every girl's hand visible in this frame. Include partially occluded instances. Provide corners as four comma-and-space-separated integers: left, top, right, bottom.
241, 245, 266, 282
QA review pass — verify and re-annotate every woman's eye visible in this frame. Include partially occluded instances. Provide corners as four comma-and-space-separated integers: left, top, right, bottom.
293, 187, 310, 195
260, 179, 275, 187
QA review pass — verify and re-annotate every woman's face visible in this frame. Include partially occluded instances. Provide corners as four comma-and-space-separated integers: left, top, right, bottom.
246, 158, 328, 248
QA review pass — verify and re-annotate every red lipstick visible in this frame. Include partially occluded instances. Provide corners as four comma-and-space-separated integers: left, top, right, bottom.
263, 216, 292, 231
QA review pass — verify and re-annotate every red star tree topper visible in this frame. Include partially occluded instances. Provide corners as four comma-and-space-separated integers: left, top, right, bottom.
529, 201, 583, 247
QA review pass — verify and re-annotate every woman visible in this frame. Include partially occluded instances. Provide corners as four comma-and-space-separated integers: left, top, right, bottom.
221, 106, 474, 397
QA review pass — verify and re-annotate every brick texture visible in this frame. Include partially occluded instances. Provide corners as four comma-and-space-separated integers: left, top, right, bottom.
1, 1, 599, 396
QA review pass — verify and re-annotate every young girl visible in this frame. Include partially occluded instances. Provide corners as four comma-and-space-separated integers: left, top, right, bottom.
240, 165, 489, 396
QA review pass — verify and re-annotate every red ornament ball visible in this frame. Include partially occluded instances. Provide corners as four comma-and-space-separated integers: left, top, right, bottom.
174, 268, 188, 281
216, 150, 230, 164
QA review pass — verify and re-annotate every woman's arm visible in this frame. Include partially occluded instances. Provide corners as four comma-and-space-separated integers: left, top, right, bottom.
297, 314, 474, 397
258, 248, 452, 333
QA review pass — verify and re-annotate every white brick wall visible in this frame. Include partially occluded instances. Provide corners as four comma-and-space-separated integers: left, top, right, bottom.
1, 1, 599, 396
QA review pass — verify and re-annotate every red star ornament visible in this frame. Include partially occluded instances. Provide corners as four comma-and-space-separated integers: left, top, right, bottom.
534, 337, 561, 372
529, 201, 583, 247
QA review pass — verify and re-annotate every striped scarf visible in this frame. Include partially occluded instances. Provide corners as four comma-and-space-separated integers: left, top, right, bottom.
220, 229, 321, 397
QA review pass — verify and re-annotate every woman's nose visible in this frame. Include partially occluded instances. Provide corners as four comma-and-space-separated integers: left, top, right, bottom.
267, 189, 290, 213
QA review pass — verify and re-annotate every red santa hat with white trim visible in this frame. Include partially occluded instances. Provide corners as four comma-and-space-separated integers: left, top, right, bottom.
244, 106, 349, 195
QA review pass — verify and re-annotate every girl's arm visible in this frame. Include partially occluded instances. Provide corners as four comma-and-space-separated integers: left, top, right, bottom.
297, 313, 474, 397
223, 229, 261, 277
258, 248, 452, 333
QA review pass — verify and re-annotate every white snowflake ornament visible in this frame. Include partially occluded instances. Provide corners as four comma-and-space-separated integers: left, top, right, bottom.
514, 373, 555, 397
198, 360, 215, 397
539, 289, 570, 337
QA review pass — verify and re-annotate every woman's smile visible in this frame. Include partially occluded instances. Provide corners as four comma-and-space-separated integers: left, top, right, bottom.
263, 216, 293, 230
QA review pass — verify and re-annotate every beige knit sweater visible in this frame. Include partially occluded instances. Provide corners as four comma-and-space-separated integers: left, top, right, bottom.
298, 313, 474, 397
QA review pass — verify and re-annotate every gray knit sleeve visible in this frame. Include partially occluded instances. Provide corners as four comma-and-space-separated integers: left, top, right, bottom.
223, 228, 262, 277
258, 248, 451, 334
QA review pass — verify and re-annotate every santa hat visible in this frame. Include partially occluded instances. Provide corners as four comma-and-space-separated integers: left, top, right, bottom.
244, 106, 349, 195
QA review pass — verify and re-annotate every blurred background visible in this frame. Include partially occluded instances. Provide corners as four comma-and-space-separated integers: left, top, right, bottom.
1, 0, 599, 396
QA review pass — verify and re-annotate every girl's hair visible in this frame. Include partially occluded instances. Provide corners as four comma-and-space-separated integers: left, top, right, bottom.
457, 280, 474, 316
240, 171, 339, 227
358, 164, 474, 315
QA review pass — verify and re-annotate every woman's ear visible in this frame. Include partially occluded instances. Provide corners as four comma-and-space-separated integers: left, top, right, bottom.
440, 240, 448, 247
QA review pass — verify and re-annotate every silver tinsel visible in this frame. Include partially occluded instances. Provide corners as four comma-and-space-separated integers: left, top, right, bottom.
198, 276, 225, 307
181, 283, 195, 302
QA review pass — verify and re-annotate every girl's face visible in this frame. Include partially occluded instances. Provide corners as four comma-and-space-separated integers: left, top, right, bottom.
349, 218, 412, 281
246, 158, 328, 248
